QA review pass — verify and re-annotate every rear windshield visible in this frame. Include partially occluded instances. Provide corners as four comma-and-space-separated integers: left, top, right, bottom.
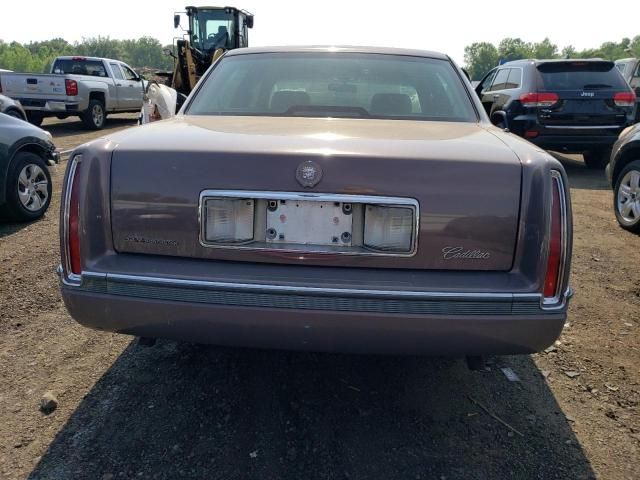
52, 59, 108, 77
537, 62, 627, 91
187, 53, 477, 122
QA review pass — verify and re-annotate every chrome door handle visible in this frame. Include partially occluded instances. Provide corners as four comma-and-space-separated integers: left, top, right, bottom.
116, 83, 122, 86
492, 94, 500, 99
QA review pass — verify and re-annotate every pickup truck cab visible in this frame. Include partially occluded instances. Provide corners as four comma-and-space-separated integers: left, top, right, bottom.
0, 56, 145, 130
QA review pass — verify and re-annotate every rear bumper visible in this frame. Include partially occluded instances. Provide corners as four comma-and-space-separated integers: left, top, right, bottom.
17, 97, 84, 113
59, 269, 571, 355
530, 134, 621, 152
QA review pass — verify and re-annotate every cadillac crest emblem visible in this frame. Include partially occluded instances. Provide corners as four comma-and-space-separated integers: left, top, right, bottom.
296, 160, 323, 188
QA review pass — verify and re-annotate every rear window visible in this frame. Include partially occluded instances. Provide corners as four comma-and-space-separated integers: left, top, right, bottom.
52, 59, 108, 77
537, 62, 627, 91
187, 53, 477, 122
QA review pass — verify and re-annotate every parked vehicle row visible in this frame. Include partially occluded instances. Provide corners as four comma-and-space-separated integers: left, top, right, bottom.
475, 59, 637, 169
0, 56, 145, 130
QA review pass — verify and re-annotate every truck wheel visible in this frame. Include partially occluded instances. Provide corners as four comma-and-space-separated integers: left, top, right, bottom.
583, 149, 611, 169
0, 152, 52, 222
26, 112, 43, 127
614, 160, 640, 233
82, 99, 106, 130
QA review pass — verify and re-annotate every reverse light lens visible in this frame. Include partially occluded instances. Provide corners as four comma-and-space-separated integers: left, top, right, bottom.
613, 91, 636, 107
364, 205, 414, 252
205, 198, 254, 243
67, 158, 82, 275
520, 92, 559, 107
543, 172, 566, 300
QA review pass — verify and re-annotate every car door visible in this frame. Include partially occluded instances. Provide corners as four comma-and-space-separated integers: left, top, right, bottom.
482, 68, 512, 116
117, 63, 143, 110
475, 68, 497, 115
109, 63, 126, 110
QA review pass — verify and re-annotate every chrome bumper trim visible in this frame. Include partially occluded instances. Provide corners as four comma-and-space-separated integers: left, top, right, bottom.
61, 270, 570, 316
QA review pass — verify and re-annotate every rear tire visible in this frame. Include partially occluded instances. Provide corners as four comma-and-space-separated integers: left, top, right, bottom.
81, 99, 106, 130
613, 160, 640, 233
25, 112, 43, 127
5, 109, 26, 121
0, 152, 52, 222
583, 148, 611, 169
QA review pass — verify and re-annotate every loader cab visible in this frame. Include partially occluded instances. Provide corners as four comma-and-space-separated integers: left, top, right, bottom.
183, 6, 253, 53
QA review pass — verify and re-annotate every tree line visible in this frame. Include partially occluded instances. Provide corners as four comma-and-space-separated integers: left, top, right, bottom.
0, 37, 174, 73
464, 36, 640, 80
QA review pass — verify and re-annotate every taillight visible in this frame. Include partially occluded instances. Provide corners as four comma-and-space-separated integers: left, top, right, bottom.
543, 171, 567, 303
520, 92, 559, 107
65, 79, 78, 96
63, 156, 82, 279
613, 91, 636, 107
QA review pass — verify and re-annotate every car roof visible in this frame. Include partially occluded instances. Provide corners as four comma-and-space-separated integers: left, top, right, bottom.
225, 46, 449, 60
503, 58, 613, 66
55, 56, 123, 64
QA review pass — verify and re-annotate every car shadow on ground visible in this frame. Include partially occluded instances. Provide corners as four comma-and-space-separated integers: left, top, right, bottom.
29, 341, 595, 480
0, 217, 41, 238
549, 152, 610, 191
41, 115, 139, 140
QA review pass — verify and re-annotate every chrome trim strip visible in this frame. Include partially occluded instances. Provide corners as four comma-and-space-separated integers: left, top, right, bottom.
543, 125, 622, 130
542, 171, 569, 310
62, 271, 571, 315
198, 190, 420, 257
105, 272, 516, 300
60, 155, 82, 286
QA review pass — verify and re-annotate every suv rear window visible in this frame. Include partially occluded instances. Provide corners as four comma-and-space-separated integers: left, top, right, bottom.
187, 53, 477, 122
537, 61, 627, 91
52, 59, 108, 77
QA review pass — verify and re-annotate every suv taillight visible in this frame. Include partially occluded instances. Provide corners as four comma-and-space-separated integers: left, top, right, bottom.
65, 79, 78, 96
62, 156, 82, 279
520, 92, 559, 107
543, 171, 568, 303
614, 91, 636, 107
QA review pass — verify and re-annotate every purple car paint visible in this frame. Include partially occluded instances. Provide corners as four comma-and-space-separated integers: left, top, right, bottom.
58, 46, 572, 355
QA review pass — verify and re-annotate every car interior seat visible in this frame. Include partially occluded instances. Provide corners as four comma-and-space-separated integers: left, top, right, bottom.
370, 93, 412, 115
270, 90, 311, 113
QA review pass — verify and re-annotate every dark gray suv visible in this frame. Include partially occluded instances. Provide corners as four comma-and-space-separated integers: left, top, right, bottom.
476, 59, 637, 168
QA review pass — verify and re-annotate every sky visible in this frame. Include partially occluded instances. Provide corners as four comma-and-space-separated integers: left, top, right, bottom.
2, 0, 639, 65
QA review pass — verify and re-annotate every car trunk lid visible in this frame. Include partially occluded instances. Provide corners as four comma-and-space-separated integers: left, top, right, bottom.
109, 116, 522, 271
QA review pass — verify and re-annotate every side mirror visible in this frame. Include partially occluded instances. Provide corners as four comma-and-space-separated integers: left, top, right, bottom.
246, 15, 254, 28
174, 14, 180, 29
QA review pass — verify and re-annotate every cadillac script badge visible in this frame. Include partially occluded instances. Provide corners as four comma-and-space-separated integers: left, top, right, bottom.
296, 160, 323, 188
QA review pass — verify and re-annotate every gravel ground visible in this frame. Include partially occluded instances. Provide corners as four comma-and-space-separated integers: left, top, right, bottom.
0, 115, 638, 480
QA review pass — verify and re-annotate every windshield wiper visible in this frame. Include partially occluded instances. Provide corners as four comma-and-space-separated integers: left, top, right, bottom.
582, 83, 613, 89
284, 105, 371, 117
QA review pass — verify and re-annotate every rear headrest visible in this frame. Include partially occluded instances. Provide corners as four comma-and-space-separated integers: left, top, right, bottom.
370, 93, 412, 115
270, 90, 310, 113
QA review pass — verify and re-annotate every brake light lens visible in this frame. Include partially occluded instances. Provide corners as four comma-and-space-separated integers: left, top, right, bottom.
65, 79, 78, 96
543, 172, 566, 301
613, 91, 636, 107
520, 92, 559, 107
66, 157, 82, 276
364, 205, 414, 252
204, 198, 254, 243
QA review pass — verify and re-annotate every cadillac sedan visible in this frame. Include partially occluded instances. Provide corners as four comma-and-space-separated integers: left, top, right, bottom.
59, 46, 572, 356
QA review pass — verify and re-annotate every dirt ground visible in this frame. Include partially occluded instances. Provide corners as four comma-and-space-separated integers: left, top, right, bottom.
0, 114, 638, 480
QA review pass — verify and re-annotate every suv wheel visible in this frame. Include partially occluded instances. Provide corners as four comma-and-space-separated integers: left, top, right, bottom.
81, 99, 106, 130
583, 148, 611, 169
614, 160, 640, 233
0, 152, 52, 222
26, 112, 43, 127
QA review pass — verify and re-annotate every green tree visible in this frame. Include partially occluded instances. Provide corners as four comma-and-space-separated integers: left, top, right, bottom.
531, 38, 558, 59
497, 38, 533, 63
463, 42, 499, 80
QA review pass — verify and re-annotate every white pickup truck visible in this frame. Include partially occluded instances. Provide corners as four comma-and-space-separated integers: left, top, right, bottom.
0, 56, 145, 130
